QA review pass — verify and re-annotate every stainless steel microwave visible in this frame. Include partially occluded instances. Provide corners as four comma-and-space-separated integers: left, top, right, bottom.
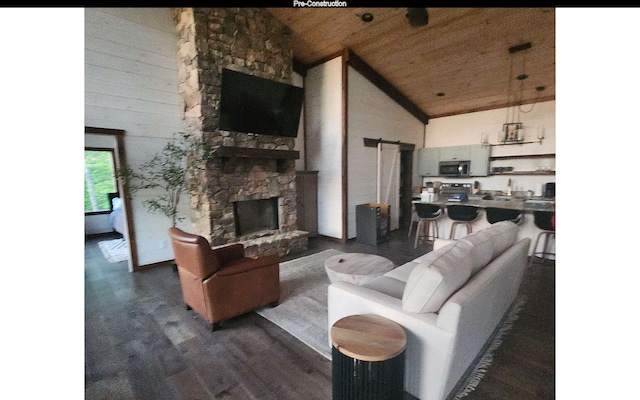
439, 160, 470, 177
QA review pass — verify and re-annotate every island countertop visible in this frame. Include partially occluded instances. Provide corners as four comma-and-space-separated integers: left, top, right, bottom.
412, 195, 555, 212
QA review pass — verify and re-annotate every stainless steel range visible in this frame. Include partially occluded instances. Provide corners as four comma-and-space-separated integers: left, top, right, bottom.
439, 183, 472, 196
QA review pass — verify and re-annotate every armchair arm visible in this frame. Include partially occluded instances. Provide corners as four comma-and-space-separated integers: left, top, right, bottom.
215, 254, 280, 276
211, 243, 246, 266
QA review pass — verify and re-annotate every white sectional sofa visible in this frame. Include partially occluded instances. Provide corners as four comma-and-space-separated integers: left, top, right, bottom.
327, 221, 530, 400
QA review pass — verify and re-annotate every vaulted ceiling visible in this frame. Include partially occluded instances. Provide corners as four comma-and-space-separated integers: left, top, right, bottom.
267, 8, 555, 122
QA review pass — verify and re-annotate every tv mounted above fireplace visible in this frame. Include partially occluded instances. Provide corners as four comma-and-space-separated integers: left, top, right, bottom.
219, 68, 304, 138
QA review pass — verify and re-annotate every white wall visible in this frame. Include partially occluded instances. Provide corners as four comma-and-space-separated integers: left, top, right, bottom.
347, 66, 424, 239
305, 57, 344, 239
85, 8, 188, 266
292, 72, 306, 171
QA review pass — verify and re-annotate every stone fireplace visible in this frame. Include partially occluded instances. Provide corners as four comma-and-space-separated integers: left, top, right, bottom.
172, 8, 308, 257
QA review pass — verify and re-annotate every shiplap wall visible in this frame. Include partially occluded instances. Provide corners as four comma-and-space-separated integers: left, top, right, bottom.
347, 66, 424, 239
304, 57, 344, 239
85, 8, 186, 266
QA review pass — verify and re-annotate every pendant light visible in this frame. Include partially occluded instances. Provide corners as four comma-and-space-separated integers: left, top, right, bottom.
501, 42, 531, 143
486, 42, 545, 147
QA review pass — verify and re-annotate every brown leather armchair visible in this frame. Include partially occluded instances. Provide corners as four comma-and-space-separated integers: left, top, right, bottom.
168, 227, 280, 331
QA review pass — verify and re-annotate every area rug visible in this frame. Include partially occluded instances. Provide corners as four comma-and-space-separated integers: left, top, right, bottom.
256, 249, 343, 360
255, 248, 527, 398
98, 238, 129, 263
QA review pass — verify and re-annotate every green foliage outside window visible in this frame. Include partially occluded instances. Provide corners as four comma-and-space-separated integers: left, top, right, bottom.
85, 150, 117, 212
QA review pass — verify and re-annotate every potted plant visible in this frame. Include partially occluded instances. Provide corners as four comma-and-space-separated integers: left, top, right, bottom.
117, 131, 212, 228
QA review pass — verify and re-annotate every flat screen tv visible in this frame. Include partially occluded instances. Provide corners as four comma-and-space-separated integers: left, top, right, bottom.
218, 68, 304, 138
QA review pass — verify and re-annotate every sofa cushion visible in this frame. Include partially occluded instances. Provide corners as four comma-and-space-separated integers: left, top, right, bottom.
361, 276, 406, 300
384, 261, 420, 283
461, 221, 518, 276
402, 239, 473, 313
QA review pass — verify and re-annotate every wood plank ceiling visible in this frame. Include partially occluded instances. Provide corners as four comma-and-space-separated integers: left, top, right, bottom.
267, 7, 555, 121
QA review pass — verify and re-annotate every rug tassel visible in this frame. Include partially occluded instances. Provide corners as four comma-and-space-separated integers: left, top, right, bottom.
452, 295, 527, 400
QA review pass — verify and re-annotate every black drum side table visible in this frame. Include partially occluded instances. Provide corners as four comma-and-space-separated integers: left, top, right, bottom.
330, 314, 407, 400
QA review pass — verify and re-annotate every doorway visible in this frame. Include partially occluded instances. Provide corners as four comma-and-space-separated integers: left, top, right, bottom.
377, 143, 400, 231
399, 149, 413, 231
376, 143, 414, 232
85, 127, 139, 272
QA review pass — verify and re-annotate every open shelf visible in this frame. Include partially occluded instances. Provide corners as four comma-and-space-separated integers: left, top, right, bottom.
211, 146, 300, 172
212, 146, 299, 160
490, 170, 555, 176
489, 153, 555, 161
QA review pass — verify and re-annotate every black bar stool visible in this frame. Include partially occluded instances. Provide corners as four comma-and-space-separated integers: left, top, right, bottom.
413, 203, 443, 248
485, 207, 523, 225
528, 211, 555, 268
446, 205, 479, 239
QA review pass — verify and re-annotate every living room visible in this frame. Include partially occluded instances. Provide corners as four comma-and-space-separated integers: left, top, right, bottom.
81, 8, 557, 399
84, 8, 558, 270
10, 6, 636, 400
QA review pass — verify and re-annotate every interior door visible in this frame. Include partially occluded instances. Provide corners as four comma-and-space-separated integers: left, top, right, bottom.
377, 143, 400, 231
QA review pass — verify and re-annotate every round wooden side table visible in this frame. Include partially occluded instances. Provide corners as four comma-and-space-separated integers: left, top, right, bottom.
330, 314, 407, 400
324, 253, 395, 285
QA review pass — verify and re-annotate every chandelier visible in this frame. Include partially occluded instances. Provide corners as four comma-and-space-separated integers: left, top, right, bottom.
499, 42, 545, 145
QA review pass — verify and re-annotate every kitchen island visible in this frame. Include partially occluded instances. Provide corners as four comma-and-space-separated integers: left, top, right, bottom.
411, 194, 555, 255
413, 195, 555, 212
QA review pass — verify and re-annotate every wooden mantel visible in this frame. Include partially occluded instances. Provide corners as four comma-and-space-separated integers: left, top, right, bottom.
211, 146, 300, 172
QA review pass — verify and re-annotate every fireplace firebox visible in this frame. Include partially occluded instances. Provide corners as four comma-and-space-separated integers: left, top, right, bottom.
233, 197, 279, 237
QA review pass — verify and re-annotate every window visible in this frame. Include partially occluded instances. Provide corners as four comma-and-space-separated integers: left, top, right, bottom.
84, 148, 117, 213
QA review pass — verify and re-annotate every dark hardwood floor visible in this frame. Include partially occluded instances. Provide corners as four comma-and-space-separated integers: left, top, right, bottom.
85, 227, 554, 399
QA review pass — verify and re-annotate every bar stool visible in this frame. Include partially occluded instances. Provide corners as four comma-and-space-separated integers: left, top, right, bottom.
447, 205, 479, 239
413, 203, 443, 248
407, 204, 419, 238
485, 207, 523, 225
528, 211, 555, 268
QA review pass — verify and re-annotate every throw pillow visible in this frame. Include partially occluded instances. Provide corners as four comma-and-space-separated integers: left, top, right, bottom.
461, 221, 518, 276
402, 239, 473, 313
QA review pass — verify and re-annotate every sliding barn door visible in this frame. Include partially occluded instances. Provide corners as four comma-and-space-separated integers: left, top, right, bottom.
377, 143, 400, 231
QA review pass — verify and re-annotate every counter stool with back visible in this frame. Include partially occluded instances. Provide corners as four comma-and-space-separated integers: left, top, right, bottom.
446, 204, 480, 239
413, 202, 443, 248
528, 210, 555, 268
485, 207, 523, 225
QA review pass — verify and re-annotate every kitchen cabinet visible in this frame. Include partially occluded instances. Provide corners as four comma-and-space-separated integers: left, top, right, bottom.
417, 147, 440, 176
296, 171, 318, 237
468, 144, 490, 176
439, 145, 470, 161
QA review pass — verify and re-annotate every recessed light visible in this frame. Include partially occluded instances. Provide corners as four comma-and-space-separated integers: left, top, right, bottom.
361, 13, 374, 23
